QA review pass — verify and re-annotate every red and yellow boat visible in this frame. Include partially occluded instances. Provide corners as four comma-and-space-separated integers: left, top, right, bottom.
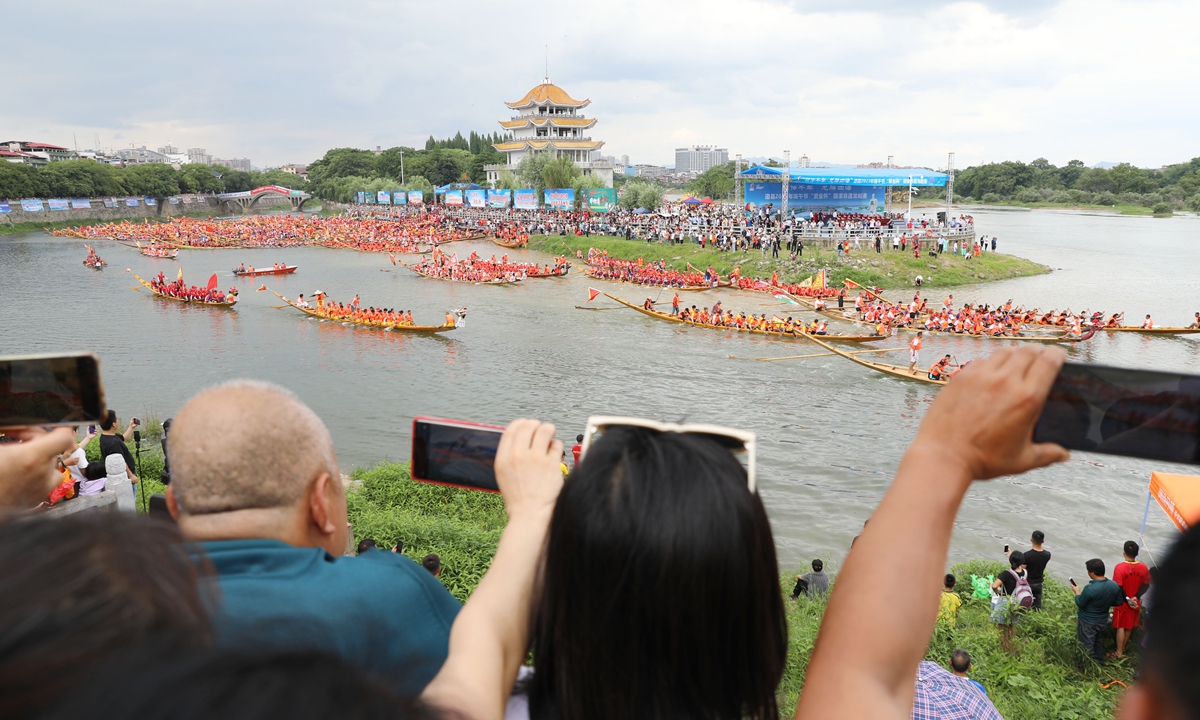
130, 271, 237, 308
264, 289, 456, 333
233, 265, 298, 277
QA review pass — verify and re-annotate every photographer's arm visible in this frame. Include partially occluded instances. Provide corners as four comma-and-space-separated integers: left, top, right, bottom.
796, 346, 1068, 720
421, 419, 563, 720
0, 428, 76, 508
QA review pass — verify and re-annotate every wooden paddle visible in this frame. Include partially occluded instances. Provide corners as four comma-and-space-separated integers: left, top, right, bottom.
729, 347, 904, 361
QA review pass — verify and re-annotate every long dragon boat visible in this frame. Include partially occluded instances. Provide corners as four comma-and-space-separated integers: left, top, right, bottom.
794, 299, 1089, 344
492, 236, 527, 249
604, 293, 885, 343
801, 333, 949, 387
399, 260, 519, 285
583, 267, 712, 292
233, 265, 298, 277
526, 265, 570, 278
264, 289, 455, 333
1100, 325, 1200, 335
129, 271, 238, 308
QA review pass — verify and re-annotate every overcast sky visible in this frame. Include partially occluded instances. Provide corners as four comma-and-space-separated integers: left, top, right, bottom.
4, 0, 1197, 169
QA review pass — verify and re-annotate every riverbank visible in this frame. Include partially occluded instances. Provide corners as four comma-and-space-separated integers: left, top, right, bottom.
528, 234, 1049, 289
915, 201, 1185, 217
346, 461, 1135, 719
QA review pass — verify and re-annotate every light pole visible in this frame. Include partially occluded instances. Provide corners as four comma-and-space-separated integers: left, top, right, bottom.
907, 175, 914, 220
400, 150, 405, 185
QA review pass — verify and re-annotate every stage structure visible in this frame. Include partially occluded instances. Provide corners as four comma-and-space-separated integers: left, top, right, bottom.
737, 166, 949, 216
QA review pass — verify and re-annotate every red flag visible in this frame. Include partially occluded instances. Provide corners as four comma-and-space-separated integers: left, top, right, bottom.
258, 284, 267, 291
587, 288, 601, 303
389, 253, 397, 266
207, 273, 218, 291
844, 278, 861, 288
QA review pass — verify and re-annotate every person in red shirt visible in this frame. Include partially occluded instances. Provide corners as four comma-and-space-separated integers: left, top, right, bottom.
571, 434, 584, 468
1112, 540, 1152, 658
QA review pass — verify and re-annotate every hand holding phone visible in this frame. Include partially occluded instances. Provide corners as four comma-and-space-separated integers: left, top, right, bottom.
131, 417, 141, 427
494, 418, 564, 521
1004, 544, 1010, 553
0, 353, 105, 429
1069, 577, 1077, 586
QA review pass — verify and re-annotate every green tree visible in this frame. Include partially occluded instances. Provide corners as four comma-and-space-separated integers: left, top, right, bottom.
619, 179, 663, 210
571, 172, 605, 209
1056, 159, 1087, 188
516, 154, 550, 198
118, 163, 181, 196
1105, 163, 1156, 194
375, 147, 416, 181
219, 170, 254, 193
402, 175, 434, 198
178, 164, 224, 194
542, 155, 581, 192
40, 159, 126, 197
689, 160, 736, 199
307, 148, 377, 185
0, 161, 44, 198
495, 169, 519, 190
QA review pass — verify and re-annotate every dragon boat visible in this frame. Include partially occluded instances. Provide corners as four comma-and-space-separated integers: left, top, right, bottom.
263, 289, 455, 333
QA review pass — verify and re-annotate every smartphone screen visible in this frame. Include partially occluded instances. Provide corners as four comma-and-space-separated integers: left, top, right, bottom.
0, 353, 105, 429
411, 417, 504, 492
1033, 361, 1200, 465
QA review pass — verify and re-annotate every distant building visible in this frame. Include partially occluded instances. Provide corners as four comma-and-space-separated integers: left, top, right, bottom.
634, 164, 666, 179
187, 148, 213, 165
620, 154, 629, 166
112, 146, 170, 164
157, 143, 180, 155
798, 154, 810, 168
486, 78, 612, 187
674, 145, 728, 174
1, 141, 75, 163
215, 158, 252, 172
1, 147, 48, 166
279, 163, 309, 180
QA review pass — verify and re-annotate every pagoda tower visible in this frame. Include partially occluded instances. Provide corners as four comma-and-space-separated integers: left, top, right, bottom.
485, 78, 613, 188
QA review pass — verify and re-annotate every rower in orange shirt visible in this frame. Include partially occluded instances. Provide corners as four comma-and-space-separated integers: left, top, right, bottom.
908, 331, 923, 374
1142, 314, 1154, 329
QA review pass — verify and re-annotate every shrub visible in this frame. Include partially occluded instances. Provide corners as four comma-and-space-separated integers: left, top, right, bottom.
1095, 191, 1117, 205
1151, 202, 1173, 215
982, 192, 1001, 203
1187, 194, 1200, 212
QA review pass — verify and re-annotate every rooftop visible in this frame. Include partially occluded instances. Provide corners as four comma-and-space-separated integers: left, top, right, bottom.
505, 82, 589, 109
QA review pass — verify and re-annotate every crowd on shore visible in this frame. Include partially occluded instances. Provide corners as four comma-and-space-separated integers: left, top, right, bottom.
2, 345, 1194, 720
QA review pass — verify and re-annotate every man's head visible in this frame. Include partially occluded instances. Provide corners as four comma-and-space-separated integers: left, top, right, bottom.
944, 573, 956, 590
1124, 540, 1140, 560
1086, 558, 1105, 578
950, 649, 971, 674
812, 559, 823, 572
165, 381, 345, 556
422, 553, 441, 577
576, 434, 584, 444
1032, 530, 1045, 546
100, 410, 118, 432
357, 538, 377, 555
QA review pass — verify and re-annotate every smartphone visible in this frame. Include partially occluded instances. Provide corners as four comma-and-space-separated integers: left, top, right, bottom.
1033, 361, 1200, 465
88, 425, 96, 434
0, 353, 105, 429
1004, 544, 1010, 553
1069, 577, 1077, 587
411, 416, 504, 492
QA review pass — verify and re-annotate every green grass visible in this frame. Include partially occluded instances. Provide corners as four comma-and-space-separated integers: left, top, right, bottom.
948, 199, 1161, 216
348, 462, 1135, 718
530, 234, 1049, 289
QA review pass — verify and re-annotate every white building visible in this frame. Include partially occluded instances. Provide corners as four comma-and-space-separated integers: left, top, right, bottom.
485, 79, 613, 187
674, 145, 728, 174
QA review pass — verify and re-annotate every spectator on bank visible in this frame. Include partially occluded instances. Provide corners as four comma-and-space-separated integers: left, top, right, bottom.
1023, 530, 1051, 609
514, 424, 786, 720
357, 538, 377, 555
939, 574, 962, 626
423, 553, 442, 578
61, 426, 96, 488
791, 558, 830, 599
159, 418, 173, 485
912, 660, 1002, 720
165, 380, 461, 697
571, 434, 583, 466
1111, 540, 1152, 658
393, 540, 405, 555
1072, 558, 1123, 663
950, 649, 988, 696
991, 550, 1027, 645
98, 410, 139, 490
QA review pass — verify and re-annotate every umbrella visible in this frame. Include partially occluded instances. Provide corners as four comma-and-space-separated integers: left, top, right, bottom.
634, 207, 649, 214
683, 197, 704, 205
911, 662, 1001, 720
701, 197, 714, 204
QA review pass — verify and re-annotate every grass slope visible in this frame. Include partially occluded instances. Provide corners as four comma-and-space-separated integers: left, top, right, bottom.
347, 462, 1135, 719
529, 234, 1048, 290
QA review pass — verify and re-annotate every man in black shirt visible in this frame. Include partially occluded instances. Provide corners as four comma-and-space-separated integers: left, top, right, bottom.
98, 410, 139, 489
1022, 530, 1052, 610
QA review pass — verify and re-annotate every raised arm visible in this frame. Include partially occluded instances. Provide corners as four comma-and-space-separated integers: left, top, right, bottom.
796, 345, 1068, 720
0, 427, 77, 509
421, 419, 564, 720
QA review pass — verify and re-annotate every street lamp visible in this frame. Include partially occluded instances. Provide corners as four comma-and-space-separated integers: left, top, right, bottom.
907, 175, 914, 219
400, 150, 405, 185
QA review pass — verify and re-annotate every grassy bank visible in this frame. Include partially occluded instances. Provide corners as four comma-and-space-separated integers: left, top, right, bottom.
529, 234, 1049, 290
347, 461, 1135, 719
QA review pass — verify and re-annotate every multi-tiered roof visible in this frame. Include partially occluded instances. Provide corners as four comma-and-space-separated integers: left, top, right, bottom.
493, 82, 604, 160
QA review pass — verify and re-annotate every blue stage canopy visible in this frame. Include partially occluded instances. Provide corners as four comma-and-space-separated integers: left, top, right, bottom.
738, 165, 948, 187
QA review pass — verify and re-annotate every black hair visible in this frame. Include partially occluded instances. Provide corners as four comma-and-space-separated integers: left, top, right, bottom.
83, 461, 109, 481
1086, 558, 1105, 576
527, 427, 785, 720
100, 409, 118, 431
422, 554, 441, 574
1031, 530, 1045, 544
38, 643, 441, 720
576, 434, 584, 443
1009, 551, 1025, 570
950, 649, 971, 673
0, 514, 212, 716
1124, 540, 1139, 559
357, 538, 377, 554
812, 558, 823, 572
1144, 525, 1199, 716
944, 573, 956, 589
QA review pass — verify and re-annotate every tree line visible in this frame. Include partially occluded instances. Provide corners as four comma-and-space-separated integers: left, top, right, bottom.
0, 160, 307, 200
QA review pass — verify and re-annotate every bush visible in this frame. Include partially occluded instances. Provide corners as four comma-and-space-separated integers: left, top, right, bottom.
1187, 194, 1200, 212
1151, 202, 1173, 215
981, 192, 1001, 203
1095, 191, 1117, 205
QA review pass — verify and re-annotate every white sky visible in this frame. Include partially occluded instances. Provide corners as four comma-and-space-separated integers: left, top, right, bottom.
3, 0, 1197, 169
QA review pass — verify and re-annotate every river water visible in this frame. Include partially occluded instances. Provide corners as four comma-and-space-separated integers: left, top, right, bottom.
2, 206, 1197, 577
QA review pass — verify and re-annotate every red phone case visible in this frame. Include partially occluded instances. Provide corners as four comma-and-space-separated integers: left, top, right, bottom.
410, 416, 505, 493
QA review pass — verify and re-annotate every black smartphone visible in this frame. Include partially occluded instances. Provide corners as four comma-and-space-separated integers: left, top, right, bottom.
88, 425, 96, 434
1034, 361, 1200, 465
1069, 577, 1077, 587
1004, 544, 1010, 553
0, 353, 105, 429
411, 416, 504, 493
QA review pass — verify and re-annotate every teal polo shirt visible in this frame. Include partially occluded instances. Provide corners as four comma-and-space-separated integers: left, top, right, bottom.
200, 539, 461, 696
1074, 577, 1123, 624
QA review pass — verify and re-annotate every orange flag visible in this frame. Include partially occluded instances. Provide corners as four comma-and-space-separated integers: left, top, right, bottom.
177, 267, 183, 282
587, 288, 601, 303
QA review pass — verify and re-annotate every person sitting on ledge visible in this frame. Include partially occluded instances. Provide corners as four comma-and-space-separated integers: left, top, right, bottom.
166, 380, 461, 697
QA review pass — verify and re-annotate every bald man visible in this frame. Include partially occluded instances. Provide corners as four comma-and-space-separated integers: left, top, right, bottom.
166, 380, 460, 696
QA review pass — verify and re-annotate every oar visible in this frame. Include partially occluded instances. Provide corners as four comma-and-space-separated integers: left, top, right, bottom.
729, 347, 904, 361
574, 306, 624, 311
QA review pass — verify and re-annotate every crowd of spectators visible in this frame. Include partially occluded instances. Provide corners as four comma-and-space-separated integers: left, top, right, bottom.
0, 344, 1196, 720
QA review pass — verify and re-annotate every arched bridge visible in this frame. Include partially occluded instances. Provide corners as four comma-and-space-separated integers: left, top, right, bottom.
218, 185, 312, 212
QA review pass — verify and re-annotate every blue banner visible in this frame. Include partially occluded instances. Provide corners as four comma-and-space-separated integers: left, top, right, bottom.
744, 182, 886, 213
488, 189, 511, 208
393, 191, 407, 205
514, 189, 538, 209
47, 198, 69, 211
409, 190, 423, 205
125, 197, 140, 207
445, 190, 463, 206
21, 199, 44, 212
356, 192, 365, 204
377, 190, 391, 204
0, 200, 9, 213
466, 189, 487, 208
71, 197, 92, 209
545, 188, 575, 210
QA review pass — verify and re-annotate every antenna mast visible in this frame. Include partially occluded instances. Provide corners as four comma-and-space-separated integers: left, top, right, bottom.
544, 46, 549, 83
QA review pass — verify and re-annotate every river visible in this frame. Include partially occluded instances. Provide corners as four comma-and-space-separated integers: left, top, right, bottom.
2, 206, 1197, 578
